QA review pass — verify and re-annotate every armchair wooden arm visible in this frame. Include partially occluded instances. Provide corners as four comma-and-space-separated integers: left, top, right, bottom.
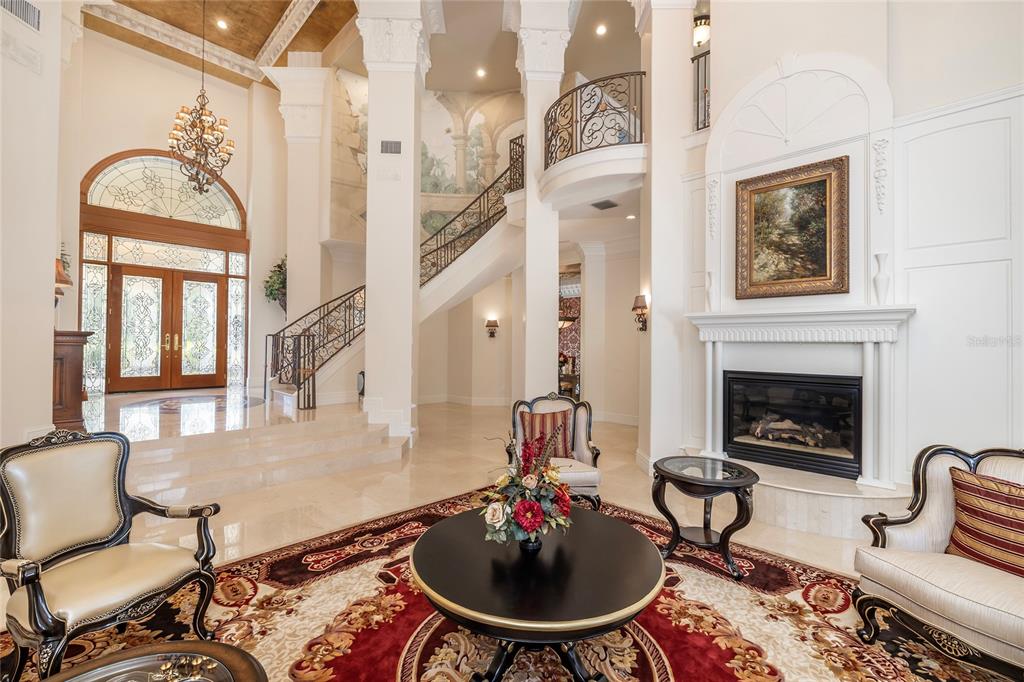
129, 496, 221, 566
1, 558, 61, 637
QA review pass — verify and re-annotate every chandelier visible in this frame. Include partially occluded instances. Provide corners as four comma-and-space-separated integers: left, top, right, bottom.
167, 0, 235, 193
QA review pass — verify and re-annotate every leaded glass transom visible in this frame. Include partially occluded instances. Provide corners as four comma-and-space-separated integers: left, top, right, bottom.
81, 263, 108, 393
87, 155, 242, 229
228, 252, 247, 276
113, 236, 225, 274
227, 278, 246, 385
82, 232, 108, 261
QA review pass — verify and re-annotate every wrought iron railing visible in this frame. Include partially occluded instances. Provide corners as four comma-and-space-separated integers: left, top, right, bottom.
266, 135, 525, 409
544, 72, 645, 169
419, 134, 524, 285
265, 284, 365, 409
693, 50, 710, 131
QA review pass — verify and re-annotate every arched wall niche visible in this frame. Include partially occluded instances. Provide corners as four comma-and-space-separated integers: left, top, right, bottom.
703, 52, 895, 313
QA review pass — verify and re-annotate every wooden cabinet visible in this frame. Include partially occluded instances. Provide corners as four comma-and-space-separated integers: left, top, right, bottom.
53, 330, 92, 432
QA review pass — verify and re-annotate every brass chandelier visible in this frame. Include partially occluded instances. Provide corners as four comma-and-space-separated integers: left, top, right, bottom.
168, 0, 235, 193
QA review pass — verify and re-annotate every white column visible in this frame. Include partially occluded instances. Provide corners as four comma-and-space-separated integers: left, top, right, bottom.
703, 339, 714, 454
878, 341, 895, 487
357, 4, 438, 437
262, 54, 332, 321
636, 0, 695, 465
860, 341, 877, 486
517, 22, 570, 399
579, 242, 606, 415
712, 340, 724, 453
57, 3, 85, 332
451, 133, 468, 192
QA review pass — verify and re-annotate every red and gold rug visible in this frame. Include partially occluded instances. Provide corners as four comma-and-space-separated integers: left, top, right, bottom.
1, 491, 1005, 681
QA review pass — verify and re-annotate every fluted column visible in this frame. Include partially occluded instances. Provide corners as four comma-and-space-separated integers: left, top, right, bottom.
262, 53, 332, 321
357, 1, 443, 438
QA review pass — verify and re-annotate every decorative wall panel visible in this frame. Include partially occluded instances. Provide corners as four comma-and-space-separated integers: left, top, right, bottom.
113, 236, 226, 274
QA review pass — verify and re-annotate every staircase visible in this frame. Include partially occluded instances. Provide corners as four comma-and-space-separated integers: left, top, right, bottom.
266, 134, 524, 410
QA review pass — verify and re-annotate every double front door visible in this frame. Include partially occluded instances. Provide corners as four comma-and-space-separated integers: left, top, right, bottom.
106, 265, 227, 391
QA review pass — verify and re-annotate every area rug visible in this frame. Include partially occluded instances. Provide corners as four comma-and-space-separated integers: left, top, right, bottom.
0, 491, 1005, 681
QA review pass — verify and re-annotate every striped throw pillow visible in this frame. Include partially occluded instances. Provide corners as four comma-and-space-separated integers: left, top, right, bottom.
519, 409, 572, 459
945, 467, 1024, 578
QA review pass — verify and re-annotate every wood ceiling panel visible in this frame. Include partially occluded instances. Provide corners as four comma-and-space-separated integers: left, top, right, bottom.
84, 13, 254, 88
117, 0, 291, 60
273, 0, 357, 66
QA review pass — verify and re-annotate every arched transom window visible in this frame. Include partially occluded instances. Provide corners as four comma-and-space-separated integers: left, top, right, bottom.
86, 154, 242, 229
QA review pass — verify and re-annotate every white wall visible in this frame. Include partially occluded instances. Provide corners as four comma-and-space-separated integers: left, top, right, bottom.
418, 310, 448, 403
446, 298, 474, 402
0, 0, 64, 445
601, 252, 641, 425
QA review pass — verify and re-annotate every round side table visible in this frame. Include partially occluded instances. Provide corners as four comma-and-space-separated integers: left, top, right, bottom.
651, 456, 759, 580
410, 508, 664, 682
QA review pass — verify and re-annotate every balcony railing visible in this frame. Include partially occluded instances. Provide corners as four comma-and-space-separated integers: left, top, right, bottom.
543, 71, 645, 169
693, 50, 710, 131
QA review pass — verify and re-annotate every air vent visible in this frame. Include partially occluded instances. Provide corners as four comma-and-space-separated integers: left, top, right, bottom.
1, 0, 40, 30
380, 140, 402, 154
591, 199, 618, 210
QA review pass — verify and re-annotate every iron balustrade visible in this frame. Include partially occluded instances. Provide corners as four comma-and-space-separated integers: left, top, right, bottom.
265, 135, 525, 408
693, 51, 710, 131
544, 72, 645, 169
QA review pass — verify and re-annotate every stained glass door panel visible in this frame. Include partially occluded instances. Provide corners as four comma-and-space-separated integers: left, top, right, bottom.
171, 272, 227, 388
107, 266, 172, 392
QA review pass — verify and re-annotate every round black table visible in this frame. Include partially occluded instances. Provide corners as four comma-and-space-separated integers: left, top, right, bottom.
651, 456, 759, 580
47, 641, 268, 682
409, 508, 664, 682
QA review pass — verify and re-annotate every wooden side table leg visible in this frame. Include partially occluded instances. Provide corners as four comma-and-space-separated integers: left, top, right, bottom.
652, 473, 681, 559
471, 640, 521, 682
719, 486, 754, 580
702, 497, 713, 532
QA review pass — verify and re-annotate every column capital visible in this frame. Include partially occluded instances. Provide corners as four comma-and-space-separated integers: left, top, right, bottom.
261, 66, 332, 142
629, 0, 696, 34
516, 27, 570, 82
356, 16, 431, 83
578, 241, 607, 258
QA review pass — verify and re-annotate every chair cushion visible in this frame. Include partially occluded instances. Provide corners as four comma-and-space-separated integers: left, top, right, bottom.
7, 543, 200, 632
946, 467, 1024, 578
519, 410, 571, 458
550, 457, 600, 494
855, 546, 1024, 651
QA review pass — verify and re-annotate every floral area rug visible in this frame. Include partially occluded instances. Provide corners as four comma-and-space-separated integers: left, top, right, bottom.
1, 491, 1005, 681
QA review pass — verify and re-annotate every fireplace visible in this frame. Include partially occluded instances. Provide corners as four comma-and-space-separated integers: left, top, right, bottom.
724, 371, 862, 479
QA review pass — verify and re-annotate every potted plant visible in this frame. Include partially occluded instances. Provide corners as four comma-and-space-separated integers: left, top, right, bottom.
264, 257, 287, 312
482, 427, 572, 554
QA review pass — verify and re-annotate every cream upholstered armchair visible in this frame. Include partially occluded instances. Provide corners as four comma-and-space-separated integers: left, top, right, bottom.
507, 393, 602, 510
0, 430, 220, 680
855, 445, 1024, 680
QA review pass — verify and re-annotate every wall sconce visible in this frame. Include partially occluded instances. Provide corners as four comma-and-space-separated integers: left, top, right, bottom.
485, 319, 499, 338
693, 14, 710, 47
632, 295, 648, 332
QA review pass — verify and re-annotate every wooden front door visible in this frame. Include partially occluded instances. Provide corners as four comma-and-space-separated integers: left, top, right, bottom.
107, 266, 227, 392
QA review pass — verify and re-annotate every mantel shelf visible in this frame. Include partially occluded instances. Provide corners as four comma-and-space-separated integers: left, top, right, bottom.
685, 306, 917, 344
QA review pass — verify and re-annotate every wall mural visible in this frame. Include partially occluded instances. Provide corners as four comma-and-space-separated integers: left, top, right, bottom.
333, 70, 524, 239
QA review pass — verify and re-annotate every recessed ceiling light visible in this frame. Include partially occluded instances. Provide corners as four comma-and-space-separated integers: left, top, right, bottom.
626, 214, 637, 220
216, 18, 228, 30
475, 67, 487, 78
595, 23, 607, 36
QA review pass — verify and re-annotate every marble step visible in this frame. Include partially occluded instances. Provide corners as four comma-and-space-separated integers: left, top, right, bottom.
129, 436, 408, 505
127, 424, 391, 482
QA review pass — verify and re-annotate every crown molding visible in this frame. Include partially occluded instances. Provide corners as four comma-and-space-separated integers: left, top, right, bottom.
82, 2, 263, 81
255, 0, 320, 67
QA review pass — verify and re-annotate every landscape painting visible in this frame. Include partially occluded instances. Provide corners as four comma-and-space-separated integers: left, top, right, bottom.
735, 156, 849, 299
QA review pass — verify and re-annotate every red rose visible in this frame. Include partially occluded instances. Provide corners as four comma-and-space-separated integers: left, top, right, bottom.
554, 486, 571, 517
513, 499, 544, 534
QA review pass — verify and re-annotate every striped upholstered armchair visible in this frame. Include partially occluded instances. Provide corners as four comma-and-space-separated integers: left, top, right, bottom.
506, 393, 601, 510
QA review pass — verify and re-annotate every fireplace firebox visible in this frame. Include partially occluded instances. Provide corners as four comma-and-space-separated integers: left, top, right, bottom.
724, 371, 862, 479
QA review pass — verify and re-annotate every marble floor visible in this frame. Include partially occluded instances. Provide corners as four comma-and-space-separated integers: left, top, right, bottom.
118, 394, 865, 577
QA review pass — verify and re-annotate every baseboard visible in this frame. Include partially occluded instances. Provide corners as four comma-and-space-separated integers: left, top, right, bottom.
634, 448, 652, 475
594, 410, 638, 426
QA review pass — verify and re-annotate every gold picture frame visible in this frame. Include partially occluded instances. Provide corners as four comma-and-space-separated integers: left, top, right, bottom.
735, 156, 849, 299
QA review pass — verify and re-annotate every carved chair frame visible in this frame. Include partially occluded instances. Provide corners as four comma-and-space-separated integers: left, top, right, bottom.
506, 392, 602, 510
854, 444, 1024, 680
0, 430, 220, 681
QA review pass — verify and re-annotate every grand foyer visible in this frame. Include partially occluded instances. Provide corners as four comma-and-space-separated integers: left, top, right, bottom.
1, 0, 1024, 680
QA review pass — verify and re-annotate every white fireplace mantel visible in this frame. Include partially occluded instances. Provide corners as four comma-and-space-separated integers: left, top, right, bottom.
686, 305, 916, 489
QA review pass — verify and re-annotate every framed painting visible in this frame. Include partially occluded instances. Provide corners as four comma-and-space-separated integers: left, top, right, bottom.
735, 156, 849, 299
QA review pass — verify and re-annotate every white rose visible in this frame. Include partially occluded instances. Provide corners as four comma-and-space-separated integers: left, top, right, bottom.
484, 502, 507, 527
522, 474, 539, 490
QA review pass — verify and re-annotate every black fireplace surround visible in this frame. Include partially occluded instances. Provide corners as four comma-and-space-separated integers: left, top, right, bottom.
724, 370, 862, 479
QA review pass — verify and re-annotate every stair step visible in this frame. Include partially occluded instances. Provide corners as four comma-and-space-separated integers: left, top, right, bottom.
129, 437, 408, 505
127, 424, 390, 481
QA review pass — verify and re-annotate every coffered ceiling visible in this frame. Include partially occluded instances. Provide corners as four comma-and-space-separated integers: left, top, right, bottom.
82, 0, 358, 87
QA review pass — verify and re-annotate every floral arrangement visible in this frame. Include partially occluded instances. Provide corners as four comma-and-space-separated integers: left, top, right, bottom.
482, 428, 573, 545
